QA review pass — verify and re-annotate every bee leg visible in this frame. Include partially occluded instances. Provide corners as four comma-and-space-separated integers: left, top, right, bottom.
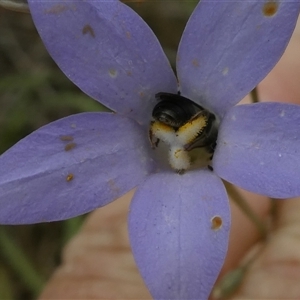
149, 137, 160, 149
206, 141, 216, 160
176, 169, 185, 175
149, 124, 160, 149
207, 165, 214, 171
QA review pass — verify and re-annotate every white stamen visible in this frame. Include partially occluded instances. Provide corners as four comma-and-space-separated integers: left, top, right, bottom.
150, 113, 209, 172
168, 146, 190, 172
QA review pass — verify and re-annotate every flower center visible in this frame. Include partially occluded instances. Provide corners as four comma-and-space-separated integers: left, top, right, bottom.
149, 92, 219, 174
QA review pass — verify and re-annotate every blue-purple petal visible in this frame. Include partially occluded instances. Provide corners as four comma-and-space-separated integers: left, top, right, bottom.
128, 170, 230, 299
213, 102, 300, 198
0, 112, 155, 224
177, 0, 300, 118
28, 0, 177, 125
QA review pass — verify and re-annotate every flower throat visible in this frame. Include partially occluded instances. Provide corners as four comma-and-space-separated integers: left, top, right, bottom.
149, 92, 218, 174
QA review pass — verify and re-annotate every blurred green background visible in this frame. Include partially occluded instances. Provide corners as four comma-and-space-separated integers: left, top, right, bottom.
0, 1, 198, 299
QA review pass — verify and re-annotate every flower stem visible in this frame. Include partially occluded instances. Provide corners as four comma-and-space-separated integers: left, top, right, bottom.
62, 216, 85, 245
224, 181, 268, 239
212, 244, 264, 299
0, 264, 13, 300
0, 0, 29, 13
0, 226, 45, 296
250, 87, 259, 103
212, 265, 246, 299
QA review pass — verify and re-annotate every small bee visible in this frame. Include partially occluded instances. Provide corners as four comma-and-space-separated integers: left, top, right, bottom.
149, 92, 218, 173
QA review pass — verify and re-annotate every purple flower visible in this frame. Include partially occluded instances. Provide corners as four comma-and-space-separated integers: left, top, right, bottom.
1, 0, 300, 298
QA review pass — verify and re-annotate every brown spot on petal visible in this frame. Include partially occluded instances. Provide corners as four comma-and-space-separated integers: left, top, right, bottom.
82, 24, 95, 38
64, 142, 77, 151
108, 179, 120, 195
222, 67, 229, 76
192, 59, 199, 67
211, 216, 223, 230
60, 135, 74, 142
109, 69, 118, 78
262, 1, 278, 17
44, 4, 67, 14
66, 173, 74, 182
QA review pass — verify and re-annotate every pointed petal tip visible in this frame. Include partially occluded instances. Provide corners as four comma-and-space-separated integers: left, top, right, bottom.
177, 0, 300, 117
0, 112, 154, 224
129, 170, 230, 299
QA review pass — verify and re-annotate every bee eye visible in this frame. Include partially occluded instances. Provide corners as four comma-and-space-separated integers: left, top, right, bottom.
152, 92, 201, 128
153, 109, 179, 128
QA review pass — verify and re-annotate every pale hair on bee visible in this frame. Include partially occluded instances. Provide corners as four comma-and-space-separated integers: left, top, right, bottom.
149, 92, 218, 174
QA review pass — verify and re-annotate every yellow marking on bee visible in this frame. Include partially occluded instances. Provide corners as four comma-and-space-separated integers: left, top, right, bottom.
66, 173, 74, 182
174, 148, 182, 158
60, 135, 74, 142
64, 142, 77, 151
176, 113, 208, 145
151, 121, 174, 133
149, 121, 176, 147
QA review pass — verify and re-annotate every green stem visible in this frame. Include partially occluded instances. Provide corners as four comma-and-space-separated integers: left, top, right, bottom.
62, 216, 85, 245
0, 264, 13, 300
0, 0, 30, 13
270, 197, 278, 220
250, 87, 259, 103
0, 227, 45, 296
212, 245, 264, 299
212, 266, 246, 299
224, 181, 268, 239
